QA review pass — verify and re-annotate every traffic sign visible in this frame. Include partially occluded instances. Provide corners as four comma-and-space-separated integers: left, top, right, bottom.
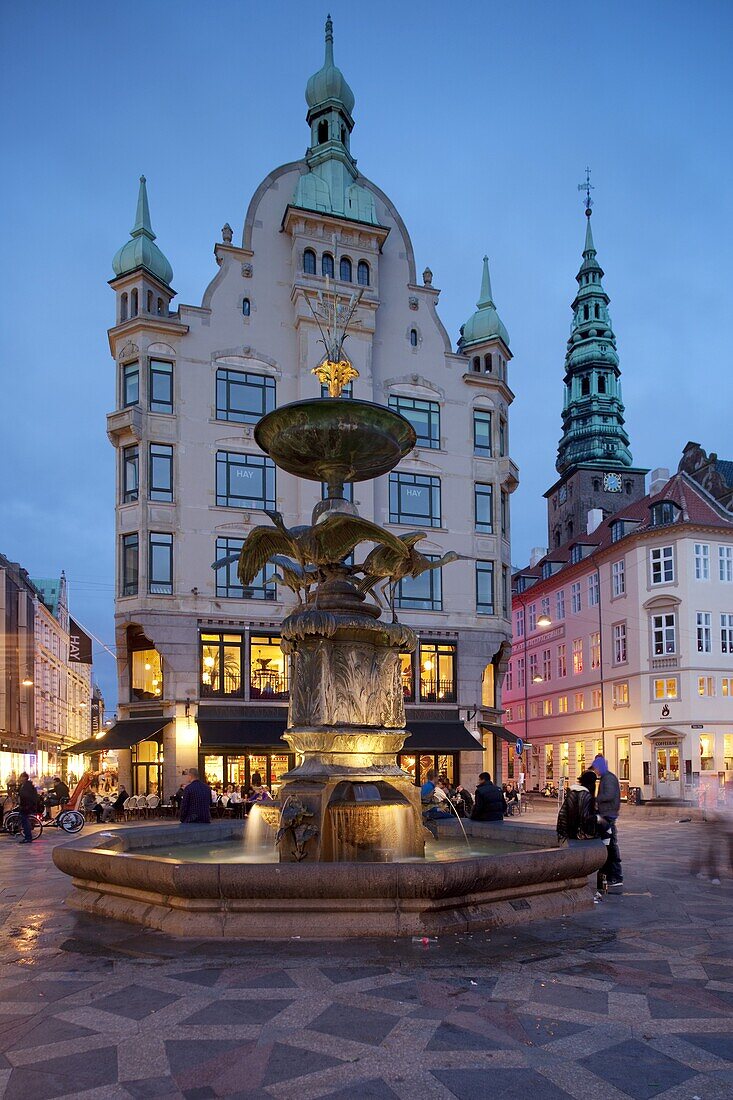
515, 738, 524, 756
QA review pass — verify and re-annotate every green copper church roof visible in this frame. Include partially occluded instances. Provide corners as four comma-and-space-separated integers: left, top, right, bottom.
112, 176, 173, 286
459, 255, 510, 350
305, 14, 355, 116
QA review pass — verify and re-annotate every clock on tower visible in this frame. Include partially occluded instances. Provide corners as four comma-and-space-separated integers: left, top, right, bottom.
603, 471, 623, 492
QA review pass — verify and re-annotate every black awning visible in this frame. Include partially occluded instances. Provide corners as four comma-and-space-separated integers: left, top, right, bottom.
482, 724, 522, 745
403, 722, 482, 753
197, 717, 288, 750
63, 718, 169, 755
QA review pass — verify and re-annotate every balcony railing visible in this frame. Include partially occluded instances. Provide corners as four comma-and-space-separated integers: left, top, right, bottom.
249, 668, 289, 700
418, 678, 456, 704
651, 656, 679, 670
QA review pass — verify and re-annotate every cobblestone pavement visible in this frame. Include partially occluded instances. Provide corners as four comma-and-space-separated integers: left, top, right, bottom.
0, 815, 731, 1099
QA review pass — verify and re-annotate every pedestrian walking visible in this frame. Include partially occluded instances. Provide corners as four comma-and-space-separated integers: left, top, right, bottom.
592, 754, 622, 889
17, 771, 39, 844
179, 768, 212, 824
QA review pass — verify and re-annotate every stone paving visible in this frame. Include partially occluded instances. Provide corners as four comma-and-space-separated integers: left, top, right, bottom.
0, 813, 731, 1099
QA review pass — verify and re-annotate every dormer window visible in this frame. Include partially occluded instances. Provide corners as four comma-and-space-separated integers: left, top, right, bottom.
541, 562, 552, 580
569, 544, 582, 565
610, 520, 624, 543
650, 500, 680, 527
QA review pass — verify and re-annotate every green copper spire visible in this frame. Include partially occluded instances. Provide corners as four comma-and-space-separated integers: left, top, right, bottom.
293, 16, 378, 225
458, 255, 510, 350
112, 176, 173, 286
555, 204, 632, 475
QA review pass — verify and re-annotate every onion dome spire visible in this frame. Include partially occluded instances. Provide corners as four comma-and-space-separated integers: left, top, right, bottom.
458, 255, 510, 350
305, 14, 355, 116
112, 176, 173, 286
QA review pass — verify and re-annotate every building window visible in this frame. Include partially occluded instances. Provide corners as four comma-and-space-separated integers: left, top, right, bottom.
542, 648, 551, 681
339, 256, 352, 282
720, 546, 733, 582
721, 677, 732, 697
321, 381, 352, 399
214, 537, 276, 600
610, 520, 624, 543
121, 533, 138, 596
122, 362, 139, 407
613, 623, 627, 664
515, 608, 525, 637
216, 368, 275, 424
572, 638, 583, 674
650, 501, 679, 526
571, 582, 582, 614
613, 682, 629, 708
505, 664, 513, 692
395, 557, 442, 611
122, 445, 139, 503
216, 452, 276, 510
652, 613, 676, 655
500, 491, 509, 537
303, 249, 316, 275
502, 566, 509, 619
498, 417, 507, 457
590, 631, 601, 670
650, 545, 674, 584
543, 699, 553, 716
250, 634, 288, 699
357, 260, 370, 286
575, 739, 585, 773
700, 734, 715, 771
472, 356, 481, 373
148, 532, 173, 595
528, 604, 537, 631
545, 745, 554, 780
389, 472, 441, 527
653, 677, 678, 700
698, 676, 715, 698
697, 611, 712, 652
200, 632, 244, 697
149, 359, 173, 414
388, 395, 440, 449
588, 572, 599, 606
612, 559, 625, 597
575, 691, 585, 711
130, 644, 163, 701
157, 297, 164, 316
473, 410, 492, 456
483, 353, 493, 373
515, 656, 525, 689
146, 290, 153, 314
242, 298, 251, 317
321, 252, 334, 278
418, 641, 456, 702
557, 644, 567, 678
591, 688, 602, 709
476, 560, 495, 615
569, 544, 582, 565
617, 736, 629, 778
529, 653, 538, 683
721, 613, 733, 654
541, 596, 551, 622
321, 481, 354, 503
399, 653, 414, 701
558, 695, 568, 714
694, 543, 710, 580
474, 483, 493, 533
131, 288, 138, 316
149, 444, 173, 502
120, 292, 128, 322
409, 328, 418, 347
556, 589, 566, 620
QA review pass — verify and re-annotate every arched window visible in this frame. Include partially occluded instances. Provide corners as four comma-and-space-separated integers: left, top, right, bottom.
322, 252, 334, 278
317, 119, 329, 144
581, 377, 590, 396
157, 297, 164, 316
303, 249, 316, 275
593, 478, 600, 492
583, 304, 589, 321
120, 293, 128, 322
484, 353, 493, 373
131, 288, 138, 317
472, 356, 481, 373
146, 290, 153, 313
242, 298, 251, 317
409, 328, 418, 347
339, 256, 352, 282
357, 260, 370, 286
594, 303, 600, 319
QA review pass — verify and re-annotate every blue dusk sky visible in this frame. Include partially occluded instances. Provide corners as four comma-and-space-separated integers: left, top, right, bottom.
1, 0, 731, 709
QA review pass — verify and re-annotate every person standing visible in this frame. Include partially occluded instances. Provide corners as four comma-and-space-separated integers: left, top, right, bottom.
592, 754, 622, 889
470, 772, 507, 822
179, 768, 212, 824
17, 771, 38, 844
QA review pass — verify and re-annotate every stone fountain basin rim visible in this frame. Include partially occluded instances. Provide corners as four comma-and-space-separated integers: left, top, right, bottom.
53, 822, 607, 901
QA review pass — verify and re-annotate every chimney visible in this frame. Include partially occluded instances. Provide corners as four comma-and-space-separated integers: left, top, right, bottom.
649, 467, 670, 495
529, 546, 547, 568
587, 508, 604, 534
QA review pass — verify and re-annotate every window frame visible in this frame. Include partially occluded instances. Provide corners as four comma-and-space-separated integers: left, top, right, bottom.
696, 611, 712, 653
216, 368, 276, 425
148, 532, 173, 595
476, 560, 495, 615
650, 545, 675, 585
389, 471, 441, 528
122, 361, 139, 408
611, 559, 625, 597
652, 612, 677, 655
121, 533, 139, 597
216, 451, 276, 511
694, 543, 710, 581
200, 631, 246, 698
388, 394, 440, 449
473, 410, 492, 457
122, 444, 139, 503
149, 443, 173, 503
474, 482, 494, 533
149, 359, 174, 414
395, 555, 443, 612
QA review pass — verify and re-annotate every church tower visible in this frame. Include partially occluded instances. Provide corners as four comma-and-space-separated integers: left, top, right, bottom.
545, 184, 647, 548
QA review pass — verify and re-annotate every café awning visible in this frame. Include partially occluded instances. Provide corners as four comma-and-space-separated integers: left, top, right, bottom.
64, 718, 169, 755
403, 722, 482, 753
481, 723, 523, 745
197, 716, 288, 750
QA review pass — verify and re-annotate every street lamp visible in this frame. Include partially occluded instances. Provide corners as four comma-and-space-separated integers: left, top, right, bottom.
22, 677, 33, 687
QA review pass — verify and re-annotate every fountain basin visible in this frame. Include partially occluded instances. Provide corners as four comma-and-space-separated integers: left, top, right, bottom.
53, 822, 606, 939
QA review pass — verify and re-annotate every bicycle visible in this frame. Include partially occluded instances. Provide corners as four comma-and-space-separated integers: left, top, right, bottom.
2, 810, 44, 840
3, 805, 84, 839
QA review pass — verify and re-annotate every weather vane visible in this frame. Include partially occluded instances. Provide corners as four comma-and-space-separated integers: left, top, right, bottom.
578, 166, 594, 216
306, 278, 363, 397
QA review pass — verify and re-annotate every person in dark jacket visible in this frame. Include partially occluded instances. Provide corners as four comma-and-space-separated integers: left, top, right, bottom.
592, 754, 623, 888
557, 770, 602, 844
471, 773, 506, 822
53, 776, 70, 805
17, 772, 38, 843
179, 768, 212, 824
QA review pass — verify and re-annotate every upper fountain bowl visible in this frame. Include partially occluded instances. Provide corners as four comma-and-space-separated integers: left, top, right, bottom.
255, 399, 416, 485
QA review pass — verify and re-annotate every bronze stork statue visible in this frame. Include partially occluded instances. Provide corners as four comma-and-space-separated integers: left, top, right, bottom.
265, 555, 319, 606
356, 532, 463, 621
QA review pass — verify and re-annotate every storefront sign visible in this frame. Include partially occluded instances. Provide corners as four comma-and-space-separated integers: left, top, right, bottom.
69, 619, 93, 664
631, 741, 642, 746
691, 724, 703, 729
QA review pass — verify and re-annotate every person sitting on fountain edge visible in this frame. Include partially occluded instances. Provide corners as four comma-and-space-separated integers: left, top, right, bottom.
179, 768, 212, 825
470, 772, 507, 822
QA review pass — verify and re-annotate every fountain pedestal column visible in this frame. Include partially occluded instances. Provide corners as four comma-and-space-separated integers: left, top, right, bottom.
274, 609, 425, 861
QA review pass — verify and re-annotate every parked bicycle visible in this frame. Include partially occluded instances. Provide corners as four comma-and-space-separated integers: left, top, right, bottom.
2, 805, 84, 839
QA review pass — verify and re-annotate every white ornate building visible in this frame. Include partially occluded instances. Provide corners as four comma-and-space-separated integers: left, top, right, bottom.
95, 18, 518, 798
